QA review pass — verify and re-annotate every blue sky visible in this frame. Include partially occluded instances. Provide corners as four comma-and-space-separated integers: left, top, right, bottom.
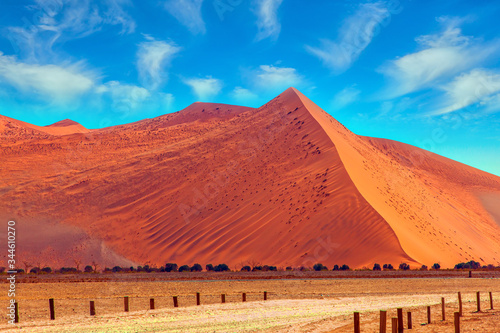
1, 0, 500, 176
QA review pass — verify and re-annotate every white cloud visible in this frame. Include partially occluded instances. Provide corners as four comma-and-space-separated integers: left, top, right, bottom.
0, 52, 95, 104
183, 77, 222, 100
433, 69, 500, 115
254, 0, 283, 41
7, 0, 135, 62
380, 17, 500, 98
97, 81, 151, 115
164, 0, 205, 35
332, 86, 361, 110
253, 65, 302, 90
232, 86, 258, 102
306, 2, 390, 73
137, 37, 181, 90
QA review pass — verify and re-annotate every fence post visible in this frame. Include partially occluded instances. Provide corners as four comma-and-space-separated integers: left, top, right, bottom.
477, 292, 481, 312
490, 292, 494, 310
441, 297, 445, 321
458, 292, 462, 317
124, 296, 129, 312
150, 298, 155, 310
242, 293, 246, 302
454, 312, 460, 333
196, 292, 201, 306
380, 310, 387, 333
354, 312, 360, 333
173, 296, 178, 308
469, 270, 472, 278
427, 306, 431, 324
397, 308, 403, 333
90, 301, 95, 316
14, 302, 19, 323
391, 318, 398, 333
407, 312, 412, 329
49, 298, 55, 320
264, 291, 267, 301
221, 294, 226, 303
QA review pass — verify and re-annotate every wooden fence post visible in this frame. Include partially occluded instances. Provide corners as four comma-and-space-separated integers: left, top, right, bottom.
354, 312, 360, 333
397, 308, 403, 333
427, 306, 431, 324
264, 291, 267, 301
407, 312, 412, 329
242, 293, 246, 302
150, 298, 155, 310
196, 292, 200, 306
441, 297, 445, 321
477, 292, 481, 312
173, 296, 178, 308
391, 318, 398, 333
124, 296, 129, 312
49, 298, 55, 320
14, 302, 19, 323
90, 301, 95, 316
490, 292, 494, 310
458, 292, 463, 317
221, 294, 226, 303
454, 312, 460, 333
380, 310, 387, 333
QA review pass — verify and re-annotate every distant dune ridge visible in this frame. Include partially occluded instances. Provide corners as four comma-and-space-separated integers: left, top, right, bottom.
1, 87, 500, 269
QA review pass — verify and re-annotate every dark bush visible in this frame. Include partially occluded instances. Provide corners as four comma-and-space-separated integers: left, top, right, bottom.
332, 265, 339, 271
241, 266, 251, 272
143, 265, 151, 272
214, 264, 230, 272
286, 266, 293, 271
340, 264, 350, 271
129, 266, 135, 272
17, 269, 25, 274
136, 266, 143, 272
454, 261, 481, 270
268, 266, 277, 271
112, 266, 122, 273
313, 263, 328, 271
84, 265, 93, 273
191, 263, 203, 272
206, 264, 214, 272
179, 265, 191, 272
165, 263, 178, 272
0, 267, 5, 273
373, 263, 381, 271
252, 266, 263, 271
432, 263, 441, 270
41, 267, 52, 273
420, 265, 428, 271
399, 263, 410, 271
30, 267, 40, 274
383, 264, 394, 270
59, 267, 78, 274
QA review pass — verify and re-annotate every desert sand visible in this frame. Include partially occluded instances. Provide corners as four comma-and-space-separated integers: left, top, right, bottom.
1, 87, 500, 269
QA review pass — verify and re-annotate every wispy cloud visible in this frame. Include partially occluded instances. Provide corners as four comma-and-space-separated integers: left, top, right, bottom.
0, 52, 95, 105
306, 2, 390, 73
332, 86, 361, 110
433, 69, 500, 116
253, 64, 302, 91
183, 77, 222, 100
137, 36, 181, 90
6, 0, 135, 63
164, 0, 205, 35
379, 16, 500, 98
96, 81, 151, 116
232, 86, 258, 102
254, 0, 283, 41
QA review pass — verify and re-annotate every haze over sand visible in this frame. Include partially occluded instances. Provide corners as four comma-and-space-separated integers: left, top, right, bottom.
1, 88, 500, 269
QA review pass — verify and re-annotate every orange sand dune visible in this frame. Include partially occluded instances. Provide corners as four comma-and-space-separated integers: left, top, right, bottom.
0, 115, 89, 137
0, 88, 499, 269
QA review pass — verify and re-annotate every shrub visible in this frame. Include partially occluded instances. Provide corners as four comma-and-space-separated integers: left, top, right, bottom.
129, 266, 135, 272
332, 264, 339, 271
383, 264, 394, 270
112, 266, 122, 273
432, 263, 441, 270
84, 265, 93, 273
340, 264, 350, 271
241, 266, 251, 272
252, 266, 263, 271
41, 267, 52, 273
59, 267, 78, 274
191, 263, 203, 272
0, 267, 5, 273
373, 263, 381, 271
454, 261, 481, 270
420, 265, 428, 271
214, 264, 230, 272
399, 263, 410, 271
137, 266, 143, 272
17, 269, 25, 274
143, 265, 151, 273
268, 266, 277, 271
179, 265, 191, 272
313, 263, 328, 271
206, 264, 214, 272
286, 266, 293, 271
30, 267, 40, 274
165, 263, 178, 272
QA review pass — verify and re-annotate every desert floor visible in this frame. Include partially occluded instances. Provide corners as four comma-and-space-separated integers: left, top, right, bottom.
0, 272, 499, 332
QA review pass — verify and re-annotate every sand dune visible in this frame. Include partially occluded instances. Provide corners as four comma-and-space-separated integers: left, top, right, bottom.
1, 88, 499, 269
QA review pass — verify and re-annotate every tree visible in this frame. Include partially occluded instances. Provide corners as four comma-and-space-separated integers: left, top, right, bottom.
373, 263, 381, 271
313, 263, 328, 271
420, 265, 428, 270
92, 261, 99, 273
30, 267, 40, 274
241, 266, 251, 272
112, 266, 122, 273
22, 261, 32, 273
73, 258, 82, 272
206, 264, 214, 272
340, 264, 350, 271
214, 264, 230, 272
165, 263, 178, 272
286, 266, 293, 271
332, 265, 339, 271
41, 267, 52, 273
191, 263, 203, 272
179, 265, 191, 272
84, 265, 93, 273
399, 263, 410, 271
383, 264, 394, 270
432, 263, 441, 270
